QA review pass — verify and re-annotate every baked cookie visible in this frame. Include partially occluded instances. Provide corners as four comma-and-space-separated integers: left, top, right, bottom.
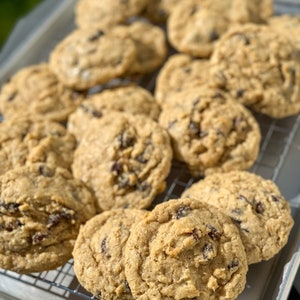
269, 15, 300, 50
210, 23, 300, 118
72, 111, 172, 211
155, 53, 210, 106
167, 0, 273, 58
124, 198, 248, 300
159, 87, 261, 177
0, 117, 76, 175
49, 28, 136, 90
68, 85, 161, 141
75, 0, 149, 30
110, 21, 168, 75
182, 171, 294, 264
141, 0, 182, 24
0, 64, 85, 123
73, 208, 147, 299
0, 163, 96, 274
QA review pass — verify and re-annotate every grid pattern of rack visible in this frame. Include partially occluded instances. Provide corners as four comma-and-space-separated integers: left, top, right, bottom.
1, 0, 300, 299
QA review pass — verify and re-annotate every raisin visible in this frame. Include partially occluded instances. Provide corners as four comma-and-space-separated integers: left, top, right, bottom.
117, 132, 135, 148
202, 243, 213, 259
137, 182, 149, 192
255, 201, 264, 214
88, 30, 104, 42
271, 195, 280, 202
175, 206, 191, 219
231, 217, 242, 226
136, 154, 148, 164
101, 237, 107, 254
32, 232, 48, 244
183, 66, 191, 74
111, 161, 123, 175
236, 89, 245, 98
209, 31, 219, 41
38, 165, 54, 177
92, 110, 102, 118
227, 259, 239, 270
124, 280, 131, 293
7, 92, 17, 102
0, 201, 20, 213
189, 121, 200, 135
47, 214, 61, 228
207, 224, 221, 240
191, 228, 200, 241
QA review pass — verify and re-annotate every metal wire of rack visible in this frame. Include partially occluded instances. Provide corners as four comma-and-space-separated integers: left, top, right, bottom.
1, 0, 300, 299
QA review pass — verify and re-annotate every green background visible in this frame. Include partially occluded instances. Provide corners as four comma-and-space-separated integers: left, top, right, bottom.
0, 0, 42, 48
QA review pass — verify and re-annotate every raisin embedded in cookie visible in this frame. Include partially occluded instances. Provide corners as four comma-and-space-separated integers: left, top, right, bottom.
73, 208, 147, 300
154, 53, 210, 106
210, 23, 300, 118
124, 198, 248, 300
49, 28, 136, 90
110, 21, 168, 75
67, 85, 161, 141
159, 87, 261, 177
0, 117, 76, 175
75, 0, 149, 30
182, 171, 294, 264
0, 64, 85, 123
72, 111, 173, 211
0, 163, 96, 274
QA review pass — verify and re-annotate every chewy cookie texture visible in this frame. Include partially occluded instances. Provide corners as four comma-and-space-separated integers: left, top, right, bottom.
0, 163, 96, 274
0, 0, 298, 298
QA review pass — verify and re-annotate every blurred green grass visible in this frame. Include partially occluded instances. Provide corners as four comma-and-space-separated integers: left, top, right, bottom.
0, 0, 42, 48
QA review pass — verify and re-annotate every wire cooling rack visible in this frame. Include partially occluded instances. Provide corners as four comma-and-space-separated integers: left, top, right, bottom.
1, 0, 300, 299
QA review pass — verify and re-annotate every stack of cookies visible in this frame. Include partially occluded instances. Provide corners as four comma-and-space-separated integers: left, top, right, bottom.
0, 0, 297, 298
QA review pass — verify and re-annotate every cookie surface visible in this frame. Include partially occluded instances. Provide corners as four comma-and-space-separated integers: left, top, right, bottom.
141, 0, 182, 24
73, 208, 147, 299
269, 14, 300, 50
210, 23, 300, 118
155, 53, 210, 106
75, 0, 149, 30
0, 117, 76, 175
49, 28, 136, 90
0, 64, 85, 122
167, 0, 273, 58
159, 87, 261, 176
0, 163, 96, 273
182, 171, 294, 264
124, 198, 248, 300
67, 85, 161, 141
72, 111, 172, 211
110, 21, 168, 75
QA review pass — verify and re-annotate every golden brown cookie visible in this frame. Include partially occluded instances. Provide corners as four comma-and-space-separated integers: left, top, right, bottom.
154, 53, 210, 106
49, 28, 136, 90
73, 208, 147, 299
110, 21, 168, 75
0, 163, 96, 274
167, 0, 273, 58
182, 171, 294, 264
210, 23, 300, 118
75, 0, 149, 30
67, 85, 161, 141
72, 111, 173, 211
0, 117, 76, 175
159, 87, 261, 177
0, 64, 85, 123
124, 198, 248, 300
